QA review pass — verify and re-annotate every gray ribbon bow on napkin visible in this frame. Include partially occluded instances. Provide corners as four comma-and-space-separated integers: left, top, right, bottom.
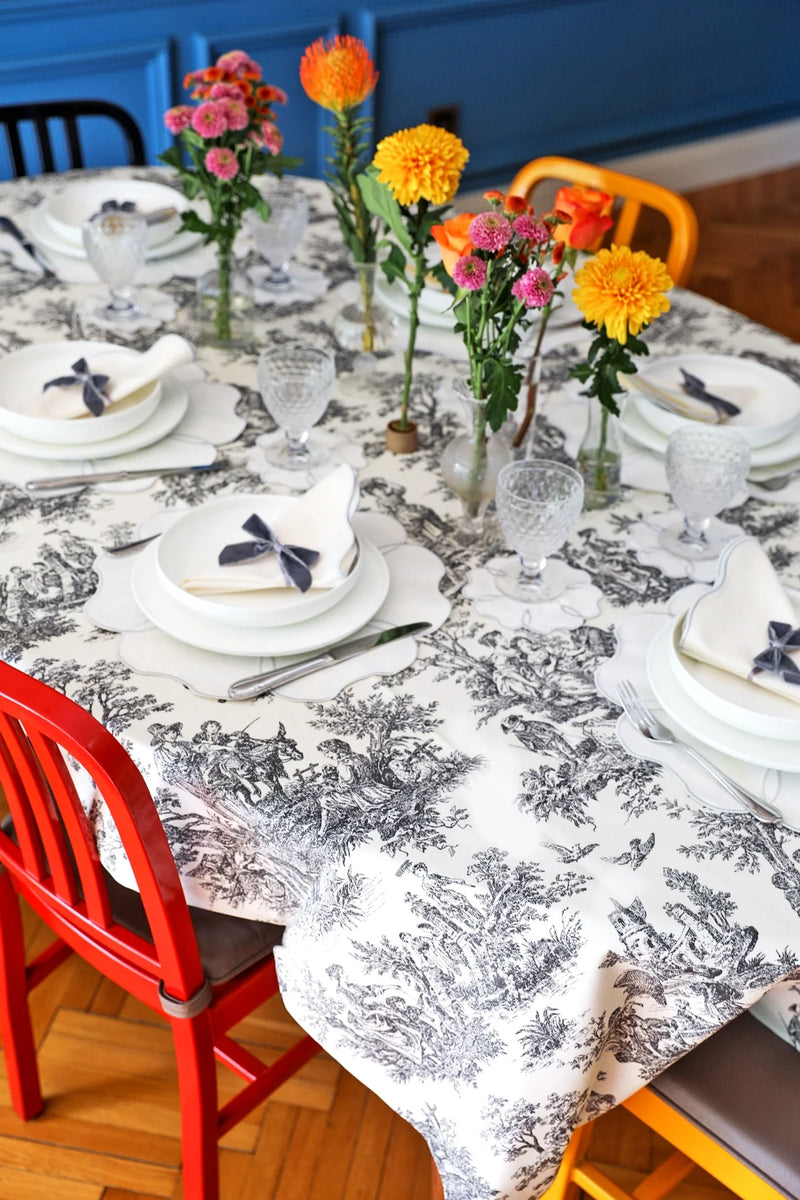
218, 513, 320, 593
679, 369, 741, 419
750, 621, 800, 685
100, 200, 137, 214
43, 358, 110, 417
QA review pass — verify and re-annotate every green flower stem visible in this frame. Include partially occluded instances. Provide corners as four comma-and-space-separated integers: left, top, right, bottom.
339, 112, 377, 352
512, 299, 551, 449
595, 403, 610, 493
400, 247, 425, 430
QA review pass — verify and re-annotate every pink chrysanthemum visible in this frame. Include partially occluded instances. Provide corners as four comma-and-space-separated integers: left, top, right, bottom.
513, 215, 550, 244
209, 82, 244, 101
205, 146, 239, 180
261, 121, 283, 154
217, 49, 260, 76
512, 267, 554, 308
453, 255, 487, 290
191, 101, 227, 138
164, 105, 192, 134
223, 98, 249, 131
469, 211, 512, 252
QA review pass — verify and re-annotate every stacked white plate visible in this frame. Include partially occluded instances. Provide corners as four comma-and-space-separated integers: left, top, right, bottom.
622, 354, 800, 470
131, 493, 392, 657
0, 341, 188, 460
31, 178, 202, 261
646, 602, 800, 773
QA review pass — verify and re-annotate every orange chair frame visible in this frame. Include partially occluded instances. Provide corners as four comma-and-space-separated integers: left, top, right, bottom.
508, 155, 699, 287
0, 660, 320, 1200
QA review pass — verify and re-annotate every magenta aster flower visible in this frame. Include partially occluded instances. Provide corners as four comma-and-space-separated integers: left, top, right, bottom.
223, 99, 249, 131
209, 82, 244, 100
205, 146, 239, 180
512, 267, 554, 308
191, 101, 227, 138
164, 105, 192, 134
453, 255, 487, 290
512, 215, 550, 244
217, 49, 260, 76
261, 121, 283, 155
469, 212, 512, 252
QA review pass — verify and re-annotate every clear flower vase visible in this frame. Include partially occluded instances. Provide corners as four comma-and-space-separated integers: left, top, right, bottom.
442, 378, 513, 533
197, 246, 254, 348
577, 399, 622, 508
333, 261, 396, 354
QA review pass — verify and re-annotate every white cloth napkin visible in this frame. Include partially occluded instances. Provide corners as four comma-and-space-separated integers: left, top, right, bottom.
678, 536, 800, 704
182, 463, 359, 594
35, 334, 195, 419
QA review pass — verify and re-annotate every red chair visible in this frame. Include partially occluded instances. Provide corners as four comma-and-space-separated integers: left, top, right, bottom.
0, 659, 320, 1200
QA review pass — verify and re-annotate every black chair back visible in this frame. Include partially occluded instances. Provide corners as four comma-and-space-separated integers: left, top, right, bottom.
0, 100, 145, 178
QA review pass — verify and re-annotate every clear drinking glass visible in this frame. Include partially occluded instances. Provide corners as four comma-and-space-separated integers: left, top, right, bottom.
494, 460, 584, 602
246, 184, 309, 292
82, 209, 148, 322
257, 343, 336, 469
659, 425, 750, 560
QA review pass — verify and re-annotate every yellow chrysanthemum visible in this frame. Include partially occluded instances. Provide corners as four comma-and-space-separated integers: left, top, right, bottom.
373, 124, 469, 207
572, 244, 673, 342
299, 36, 378, 114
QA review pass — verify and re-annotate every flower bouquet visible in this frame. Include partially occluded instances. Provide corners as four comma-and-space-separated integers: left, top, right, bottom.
357, 123, 469, 451
299, 35, 390, 353
161, 49, 300, 345
571, 243, 673, 506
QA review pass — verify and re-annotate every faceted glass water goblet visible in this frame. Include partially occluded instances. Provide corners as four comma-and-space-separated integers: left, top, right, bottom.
257, 343, 336, 470
494, 460, 585, 602
246, 185, 309, 292
82, 209, 148, 322
659, 425, 750, 560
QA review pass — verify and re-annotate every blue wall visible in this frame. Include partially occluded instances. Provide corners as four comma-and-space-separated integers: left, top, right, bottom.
1, 0, 799, 185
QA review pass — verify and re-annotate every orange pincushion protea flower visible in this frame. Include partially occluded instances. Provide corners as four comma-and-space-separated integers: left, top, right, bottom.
300, 35, 378, 114
373, 124, 469, 207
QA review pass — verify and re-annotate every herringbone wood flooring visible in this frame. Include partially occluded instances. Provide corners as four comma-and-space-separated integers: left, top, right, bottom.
4, 165, 797, 1199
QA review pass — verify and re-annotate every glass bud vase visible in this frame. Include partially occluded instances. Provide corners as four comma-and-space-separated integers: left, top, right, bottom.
577, 399, 622, 509
442, 378, 513, 533
197, 245, 254, 348
500, 355, 542, 460
333, 261, 396, 355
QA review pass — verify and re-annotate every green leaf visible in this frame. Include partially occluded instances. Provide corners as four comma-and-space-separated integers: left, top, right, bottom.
158, 145, 183, 171
380, 242, 409, 285
180, 210, 214, 237
357, 166, 412, 255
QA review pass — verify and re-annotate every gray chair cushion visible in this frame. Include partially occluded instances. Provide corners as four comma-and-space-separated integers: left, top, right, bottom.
650, 1012, 800, 1198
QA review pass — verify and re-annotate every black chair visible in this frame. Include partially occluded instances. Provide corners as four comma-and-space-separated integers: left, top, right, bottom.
0, 100, 146, 178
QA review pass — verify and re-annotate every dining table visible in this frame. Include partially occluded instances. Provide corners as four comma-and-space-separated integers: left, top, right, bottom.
1, 165, 800, 1200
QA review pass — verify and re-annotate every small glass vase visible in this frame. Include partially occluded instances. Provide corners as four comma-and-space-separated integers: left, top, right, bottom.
442, 378, 513, 533
500, 355, 542, 460
333, 261, 396, 355
197, 245, 254, 348
577, 399, 622, 509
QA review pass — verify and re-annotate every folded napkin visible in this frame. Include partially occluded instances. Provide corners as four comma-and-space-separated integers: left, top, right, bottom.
35, 334, 195, 420
182, 463, 359, 595
679, 536, 800, 704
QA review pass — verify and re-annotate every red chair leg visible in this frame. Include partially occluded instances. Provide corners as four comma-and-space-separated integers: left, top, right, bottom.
0, 873, 43, 1119
171, 1012, 221, 1200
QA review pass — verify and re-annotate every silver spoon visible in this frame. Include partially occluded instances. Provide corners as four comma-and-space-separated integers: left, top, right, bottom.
749, 467, 800, 493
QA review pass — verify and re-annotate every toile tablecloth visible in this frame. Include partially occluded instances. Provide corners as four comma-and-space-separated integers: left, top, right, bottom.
1, 168, 800, 1200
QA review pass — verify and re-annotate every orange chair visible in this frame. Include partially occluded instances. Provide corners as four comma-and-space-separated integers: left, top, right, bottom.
508, 155, 699, 286
432, 1012, 800, 1200
0, 659, 321, 1200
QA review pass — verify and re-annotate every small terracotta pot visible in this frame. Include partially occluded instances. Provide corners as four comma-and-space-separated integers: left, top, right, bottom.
385, 419, 419, 454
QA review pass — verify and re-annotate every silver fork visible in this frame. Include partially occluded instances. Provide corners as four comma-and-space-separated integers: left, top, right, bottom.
616, 680, 782, 824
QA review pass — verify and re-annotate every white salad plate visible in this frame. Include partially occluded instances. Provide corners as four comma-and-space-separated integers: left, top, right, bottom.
30, 203, 202, 262
0, 374, 188, 461
630, 354, 800, 448
43, 179, 186, 249
155, 492, 362, 628
132, 536, 391, 657
667, 609, 800, 742
0, 341, 161, 444
620, 391, 800, 468
646, 618, 800, 771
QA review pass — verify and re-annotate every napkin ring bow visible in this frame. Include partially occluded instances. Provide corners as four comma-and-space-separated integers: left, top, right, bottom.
42, 358, 110, 417
218, 513, 320, 593
750, 620, 800, 685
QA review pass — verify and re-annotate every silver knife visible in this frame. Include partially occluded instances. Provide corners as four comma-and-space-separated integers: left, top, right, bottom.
0, 215, 54, 275
228, 621, 432, 700
25, 459, 229, 493
145, 206, 179, 226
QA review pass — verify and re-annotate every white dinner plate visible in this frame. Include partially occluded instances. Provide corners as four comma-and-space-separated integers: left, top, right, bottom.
155, 492, 362, 628
0, 341, 160, 445
43, 179, 186, 249
646, 618, 800, 771
0, 374, 188, 460
631, 354, 800, 448
132, 536, 391, 656
667, 609, 800, 742
29, 203, 203, 262
621, 392, 800, 468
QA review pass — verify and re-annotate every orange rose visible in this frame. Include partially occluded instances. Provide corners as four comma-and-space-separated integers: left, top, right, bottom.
552, 185, 614, 249
431, 212, 475, 276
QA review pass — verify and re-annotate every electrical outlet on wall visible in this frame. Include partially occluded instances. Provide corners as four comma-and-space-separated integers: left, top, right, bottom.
426, 105, 460, 136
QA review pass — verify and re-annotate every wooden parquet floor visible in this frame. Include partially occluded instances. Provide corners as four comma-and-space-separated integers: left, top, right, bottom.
4, 164, 796, 1200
